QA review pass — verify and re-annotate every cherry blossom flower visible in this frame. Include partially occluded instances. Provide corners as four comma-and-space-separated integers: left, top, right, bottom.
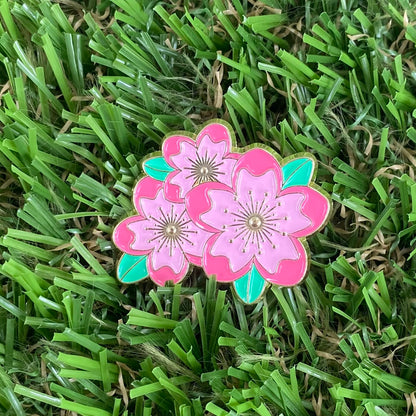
185, 148, 330, 286
113, 177, 213, 286
162, 122, 239, 202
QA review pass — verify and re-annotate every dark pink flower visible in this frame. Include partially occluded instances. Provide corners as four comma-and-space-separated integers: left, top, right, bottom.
162, 123, 239, 202
185, 149, 330, 286
113, 177, 213, 286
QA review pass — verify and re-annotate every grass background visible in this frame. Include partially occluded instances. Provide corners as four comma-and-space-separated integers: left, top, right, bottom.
0, 0, 416, 415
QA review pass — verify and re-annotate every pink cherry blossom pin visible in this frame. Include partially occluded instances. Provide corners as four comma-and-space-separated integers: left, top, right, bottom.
113, 120, 331, 304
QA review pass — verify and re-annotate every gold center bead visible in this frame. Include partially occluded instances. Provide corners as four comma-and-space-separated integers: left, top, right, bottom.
247, 215, 263, 230
165, 224, 178, 237
199, 166, 210, 176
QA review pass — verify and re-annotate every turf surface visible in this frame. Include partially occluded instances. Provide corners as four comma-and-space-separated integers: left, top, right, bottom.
0, 0, 416, 415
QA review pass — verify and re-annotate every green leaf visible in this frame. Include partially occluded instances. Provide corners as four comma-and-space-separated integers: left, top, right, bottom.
143, 156, 174, 181
282, 157, 314, 189
117, 254, 148, 283
233, 265, 266, 304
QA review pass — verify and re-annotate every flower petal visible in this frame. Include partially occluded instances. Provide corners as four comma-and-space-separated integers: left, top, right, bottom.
170, 141, 198, 171
197, 133, 227, 162
195, 122, 233, 155
254, 238, 308, 286
200, 188, 238, 230
217, 157, 238, 188
275, 193, 311, 235
203, 234, 252, 282
185, 253, 202, 267
180, 219, 213, 259
113, 216, 152, 256
185, 182, 235, 233
147, 252, 188, 286
167, 168, 195, 201
232, 148, 282, 192
210, 228, 255, 272
254, 234, 299, 275
162, 135, 196, 169
133, 177, 162, 215
127, 219, 159, 252
139, 187, 185, 222
279, 186, 330, 238
164, 171, 184, 202
150, 240, 186, 274
234, 168, 279, 209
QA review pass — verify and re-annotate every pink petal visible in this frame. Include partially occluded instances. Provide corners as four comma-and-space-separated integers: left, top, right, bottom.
150, 240, 186, 275
234, 168, 279, 208
279, 186, 330, 238
195, 123, 233, 154
275, 193, 311, 235
139, 188, 185, 222
168, 168, 195, 200
255, 238, 308, 286
210, 229, 255, 273
255, 234, 299, 275
197, 134, 227, 162
227, 152, 241, 160
132, 177, 162, 215
200, 188, 238, 230
162, 135, 196, 169
113, 215, 152, 256
179, 219, 213, 259
147, 253, 188, 286
203, 235, 252, 282
232, 148, 282, 192
170, 141, 198, 171
185, 182, 235, 233
217, 157, 237, 188
164, 171, 184, 202
127, 218, 158, 252
186, 253, 202, 267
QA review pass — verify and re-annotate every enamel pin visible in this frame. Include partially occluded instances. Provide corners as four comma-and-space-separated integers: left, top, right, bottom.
113, 120, 331, 304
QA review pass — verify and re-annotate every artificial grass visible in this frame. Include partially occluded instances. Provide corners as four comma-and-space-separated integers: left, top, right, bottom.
0, 0, 416, 414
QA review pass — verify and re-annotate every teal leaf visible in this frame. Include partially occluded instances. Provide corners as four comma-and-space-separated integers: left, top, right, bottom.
118, 254, 148, 283
282, 157, 314, 189
234, 265, 267, 304
143, 156, 174, 181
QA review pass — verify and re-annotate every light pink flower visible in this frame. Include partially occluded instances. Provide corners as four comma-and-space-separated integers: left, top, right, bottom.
185, 149, 330, 286
113, 177, 213, 286
162, 123, 239, 202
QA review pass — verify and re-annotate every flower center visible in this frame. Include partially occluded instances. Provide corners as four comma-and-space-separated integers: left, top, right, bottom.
227, 193, 288, 254
198, 164, 211, 178
165, 223, 180, 238
185, 153, 225, 186
147, 206, 196, 256
247, 215, 263, 230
